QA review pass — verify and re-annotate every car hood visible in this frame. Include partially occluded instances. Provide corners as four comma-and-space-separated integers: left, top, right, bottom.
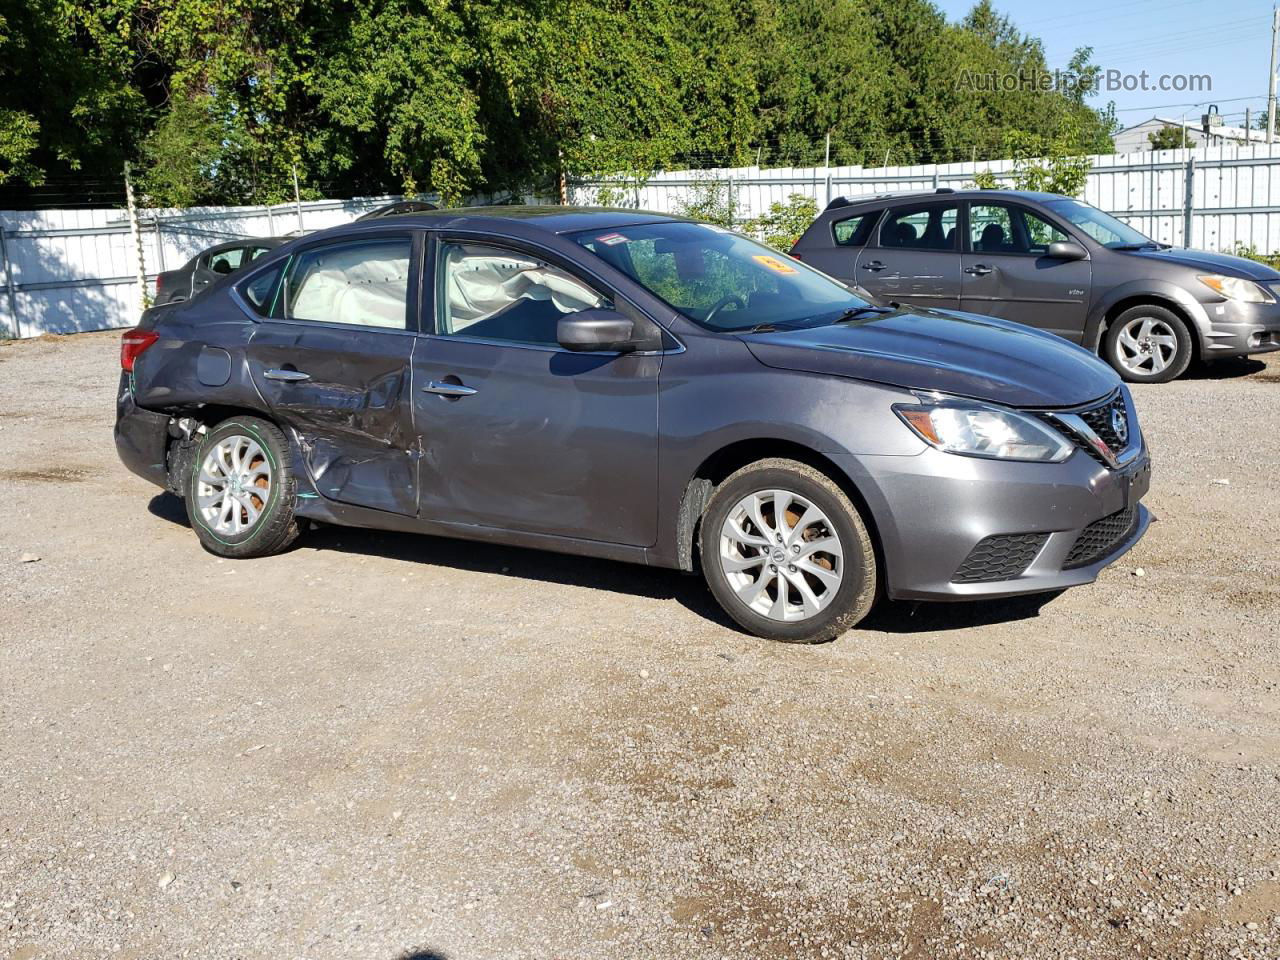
739, 308, 1118, 408
1123, 246, 1280, 280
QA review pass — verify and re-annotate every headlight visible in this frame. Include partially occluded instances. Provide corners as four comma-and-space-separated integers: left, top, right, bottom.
894, 402, 1073, 462
1197, 274, 1274, 303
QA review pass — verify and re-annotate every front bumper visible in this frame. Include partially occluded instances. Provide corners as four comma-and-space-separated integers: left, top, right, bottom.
1200, 299, 1280, 357
834, 442, 1152, 601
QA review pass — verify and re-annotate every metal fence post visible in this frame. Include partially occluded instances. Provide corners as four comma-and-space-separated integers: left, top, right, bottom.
0, 215, 21, 339
1183, 154, 1196, 248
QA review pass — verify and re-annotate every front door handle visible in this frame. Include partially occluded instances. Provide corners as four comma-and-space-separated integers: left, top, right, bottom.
423, 380, 477, 398
861, 260, 887, 272
264, 368, 311, 382
964, 264, 993, 276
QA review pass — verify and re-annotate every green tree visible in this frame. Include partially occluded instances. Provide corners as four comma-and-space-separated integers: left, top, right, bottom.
1147, 124, 1187, 150
744, 194, 819, 250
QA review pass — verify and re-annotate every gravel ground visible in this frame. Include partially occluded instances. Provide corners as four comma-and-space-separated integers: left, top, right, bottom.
1, 331, 1277, 960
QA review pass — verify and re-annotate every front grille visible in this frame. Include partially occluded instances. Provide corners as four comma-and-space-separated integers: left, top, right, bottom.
1062, 507, 1138, 569
952, 533, 1050, 583
1035, 391, 1130, 467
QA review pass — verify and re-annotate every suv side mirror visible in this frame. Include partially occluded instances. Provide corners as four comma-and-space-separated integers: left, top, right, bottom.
1046, 240, 1087, 261
557, 309, 642, 352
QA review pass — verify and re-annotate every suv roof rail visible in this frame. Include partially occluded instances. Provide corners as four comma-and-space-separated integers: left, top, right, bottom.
825, 196, 852, 210
935, 187, 955, 194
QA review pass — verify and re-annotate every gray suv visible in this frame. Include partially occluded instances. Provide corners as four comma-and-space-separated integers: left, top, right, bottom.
791, 189, 1280, 382
116, 208, 1150, 643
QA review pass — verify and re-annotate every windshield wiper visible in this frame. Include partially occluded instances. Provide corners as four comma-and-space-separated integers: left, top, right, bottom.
1111, 242, 1161, 251
836, 305, 896, 322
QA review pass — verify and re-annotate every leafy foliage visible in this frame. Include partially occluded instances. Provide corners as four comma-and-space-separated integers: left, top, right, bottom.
1, 0, 1117, 206
743, 194, 819, 250
1147, 125, 1188, 151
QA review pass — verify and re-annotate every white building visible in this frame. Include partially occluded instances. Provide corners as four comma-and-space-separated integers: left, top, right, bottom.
1113, 116, 1269, 153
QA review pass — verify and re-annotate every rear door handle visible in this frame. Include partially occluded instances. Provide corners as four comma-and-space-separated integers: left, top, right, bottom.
861, 260, 886, 272
264, 368, 311, 382
423, 380, 477, 398
964, 264, 993, 276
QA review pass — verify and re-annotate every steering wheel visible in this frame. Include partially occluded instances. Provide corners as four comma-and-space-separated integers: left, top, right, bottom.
704, 294, 747, 327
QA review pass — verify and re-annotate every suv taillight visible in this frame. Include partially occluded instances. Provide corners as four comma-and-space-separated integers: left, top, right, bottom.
121, 329, 159, 372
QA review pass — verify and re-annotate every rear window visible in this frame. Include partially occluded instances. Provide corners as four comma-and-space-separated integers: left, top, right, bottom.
832, 212, 877, 247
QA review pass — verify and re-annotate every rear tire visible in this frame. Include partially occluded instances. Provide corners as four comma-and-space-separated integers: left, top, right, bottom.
1102, 304, 1192, 383
185, 416, 299, 558
699, 458, 877, 643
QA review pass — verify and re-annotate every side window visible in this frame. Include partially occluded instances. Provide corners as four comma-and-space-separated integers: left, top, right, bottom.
1018, 208, 1071, 255
206, 247, 246, 275
281, 237, 412, 329
241, 263, 285, 316
879, 205, 959, 251
969, 205, 1017, 253
437, 242, 610, 346
247, 245, 273, 263
832, 212, 877, 247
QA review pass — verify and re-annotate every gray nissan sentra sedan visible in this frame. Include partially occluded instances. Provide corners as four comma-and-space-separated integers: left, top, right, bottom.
115, 207, 1151, 643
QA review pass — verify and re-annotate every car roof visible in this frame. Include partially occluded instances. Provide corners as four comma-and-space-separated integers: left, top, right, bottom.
201, 236, 287, 254
347, 205, 691, 234
824, 189, 1071, 213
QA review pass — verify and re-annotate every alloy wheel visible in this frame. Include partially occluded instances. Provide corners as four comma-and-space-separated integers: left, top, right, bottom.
719, 489, 844, 622
1115, 315, 1178, 376
195, 434, 273, 537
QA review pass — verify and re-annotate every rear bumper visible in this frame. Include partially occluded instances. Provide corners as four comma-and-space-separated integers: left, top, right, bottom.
834, 443, 1152, 601
114, 374, 171, 489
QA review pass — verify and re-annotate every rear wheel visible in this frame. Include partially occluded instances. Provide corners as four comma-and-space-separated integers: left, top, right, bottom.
185, 416, 299, 558
699, 459, 877, 643
1102, 304, 1192, 383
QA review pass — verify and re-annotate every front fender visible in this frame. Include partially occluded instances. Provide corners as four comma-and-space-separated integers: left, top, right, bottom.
1084, 279, 1211, 351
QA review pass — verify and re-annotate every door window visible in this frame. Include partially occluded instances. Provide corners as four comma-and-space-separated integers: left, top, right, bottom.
437, 242, 610, 346
280, 237, 412, 329
206, 247, 247, 275
832, 212, 878, 247
970, 204, 1072, 255
879, 205, 959, 250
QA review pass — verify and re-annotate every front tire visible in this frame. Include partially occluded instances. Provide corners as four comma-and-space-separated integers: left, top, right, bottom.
1102, 305, 1192, 383
185, 416, 299, 558
699, 459, 877, 643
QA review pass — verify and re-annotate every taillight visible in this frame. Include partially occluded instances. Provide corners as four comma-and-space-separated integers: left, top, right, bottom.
155, 274, 163, 294
121, 329, 159, 372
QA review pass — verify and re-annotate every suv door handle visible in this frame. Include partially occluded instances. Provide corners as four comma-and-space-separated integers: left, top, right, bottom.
861, 260, 886, 272
964, 264, 993, 276
423, 380, 477, 398
263, 368, 311, 382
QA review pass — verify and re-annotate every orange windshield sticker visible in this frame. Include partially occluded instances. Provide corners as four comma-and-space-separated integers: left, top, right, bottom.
752, 254, 798, 274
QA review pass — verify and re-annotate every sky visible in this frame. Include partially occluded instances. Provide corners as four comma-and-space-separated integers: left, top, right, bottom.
934, 0, 1275, 131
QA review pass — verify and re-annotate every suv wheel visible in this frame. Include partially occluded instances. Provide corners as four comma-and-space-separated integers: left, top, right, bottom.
699, 459, 877, 643
1103, 304, 1192, 383
185, 416, 300, 558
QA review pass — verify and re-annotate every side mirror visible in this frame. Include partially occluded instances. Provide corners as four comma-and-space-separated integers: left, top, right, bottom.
557, 309, 639, 352
1046, 240, 1087, 261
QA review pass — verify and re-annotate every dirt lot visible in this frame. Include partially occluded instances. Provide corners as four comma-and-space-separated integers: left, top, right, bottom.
1, 331, 1277, 960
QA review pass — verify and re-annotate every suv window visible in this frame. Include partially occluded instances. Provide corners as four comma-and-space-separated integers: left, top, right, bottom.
832, 212, 877, 247
970, 204, 1071, 255
280, 237, 412, 328
880, 204, 959, 251
437, 242, 610, 346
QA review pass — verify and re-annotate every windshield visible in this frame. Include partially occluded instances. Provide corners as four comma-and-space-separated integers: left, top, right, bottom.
569, 221, 868, 331
1044, 198, 1154, 248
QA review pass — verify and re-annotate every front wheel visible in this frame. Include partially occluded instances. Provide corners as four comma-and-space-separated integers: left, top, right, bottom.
1102, 305, 1193, 383
185, 416, 299, 558
699, 459, 877, 643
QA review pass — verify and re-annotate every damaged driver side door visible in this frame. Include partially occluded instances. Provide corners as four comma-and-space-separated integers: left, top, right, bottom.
244, 232, 421, 516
